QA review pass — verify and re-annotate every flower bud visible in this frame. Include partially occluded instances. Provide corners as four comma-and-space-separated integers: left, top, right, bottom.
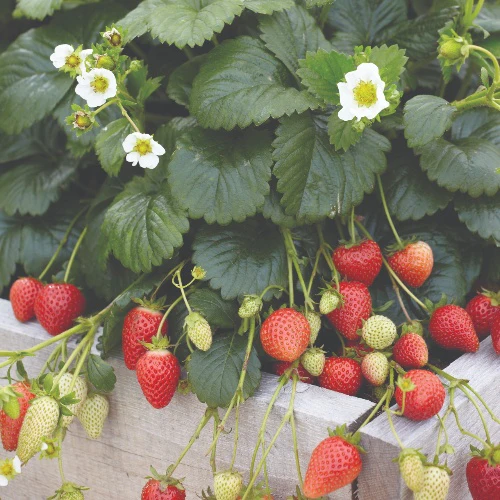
439, 39, 464, 61
103, 27, 122, 47
73, 111, 93, 130
95, 54, 116, 71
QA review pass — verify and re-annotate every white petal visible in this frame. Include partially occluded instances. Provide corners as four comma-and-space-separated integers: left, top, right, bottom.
137, 133, 152, 141
139, 153, 159, 169
86, 94, 107, 108
338, 82, 357, 108
344, 70, 361, 88
151, 140, 166, 156
354, 62, 381, 81
40, 443, 48, 451
80, 49, 93, 59
0, 476, 8, 487
126, 152, 140, 166
122, 133, 139, 153
75, 80, 91, 100
12, 456, 21, 473
338, 106, 355, 121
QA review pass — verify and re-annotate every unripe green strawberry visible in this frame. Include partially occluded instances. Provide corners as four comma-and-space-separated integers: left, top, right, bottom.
320, 290, 340, 315
213, 470, 242, 500
361, 352, 389, 386
301, 348, 326, 377
362, 315, 397, 350
52, 482, 88, 499
238, 295, 262, 318
59, 492, 84, 500
399, 451, 424, 492
17, 396, 60, 463
439, 39, 463, 60
305, 311, 321, 345
414, 466, 450, 500
77, 394, 109, 439
58, 374, 88, 428
184, 311, 212, 351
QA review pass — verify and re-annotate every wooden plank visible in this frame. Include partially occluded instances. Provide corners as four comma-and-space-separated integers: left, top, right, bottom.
0, 299, 374, 500
357, 339, 500, 500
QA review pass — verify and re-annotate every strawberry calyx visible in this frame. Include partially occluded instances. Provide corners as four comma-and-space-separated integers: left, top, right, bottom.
146, 465, 185, 490
48, 482, 89, 499
140, 333, 171, 351
30, 374, 80, 418
423, 294, 449, 315
132, 296, 166, 311
0, 385, 23, 419
328, 424, 366, 453
385, 237, 418, 256
479, 289, 500, 307
336, 238, 369, 250
470, 444, 500, 466
393, 447, 426, 465
401, 321, 424, 336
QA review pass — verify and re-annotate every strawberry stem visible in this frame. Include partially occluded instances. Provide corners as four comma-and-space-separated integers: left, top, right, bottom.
38, 207, 87, 281
433, 400, 453, 463
290, 411, 303, 489
356, 387, 390, 432
316, 224, 340, 290
377, 175, 403, 249
63, 226, 88, 283
230, 395, 241, 470
388, 273, 413, 323
150, 260, 187, 302
243, 373, 299, 498
210, 413, 220, 474
349, 207, 357, 245
462, 382, 500, 426
384, 368, 405, 449
57, 429, 66, 483
173, 270, 193, 314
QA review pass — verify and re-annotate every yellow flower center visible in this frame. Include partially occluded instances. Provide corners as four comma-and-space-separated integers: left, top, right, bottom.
0, 461, 14, 477
134, 139, 152, 156
353, 81, 377, 107
91, 76, 109, 93
65, 54, 81, 68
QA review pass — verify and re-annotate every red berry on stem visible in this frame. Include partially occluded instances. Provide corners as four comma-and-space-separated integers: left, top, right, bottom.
260, 308, 310, 362
9, 277, 44, 322
395, 370, 445, 421
387, 241, 433, 288
318, 357, 362, 396
34, 283, 86, 335
332, 239, 383, 286
466, 291, 500, 338
466, 455, 500, 500
326, 281, 372, 341
273, 361, 315, 384
393, 333, 429, 369
123, 307, 168, 370
491, 314, 500, 354
141, 479, 186, 500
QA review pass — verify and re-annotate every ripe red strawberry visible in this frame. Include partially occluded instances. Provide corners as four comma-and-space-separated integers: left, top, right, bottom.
0, 382, 35, 451
492, 314, 500, 354
393, 333, 429, 369
466, 454, 500, 500
141, 479, 186, 500
136, 347, 181, 409
332, 239, 382, 286
387, 241, 433, 288
318, 357, 362, 396
273, 361, 315, 384
395, 370, 445, 421
34, 283, 86, 335
466, 291, 500, 338
326, 282, 372, 341
9, 277, 44, 322
123, 306, 168, 370
303, 432, 362, 498
260, 308, 310, 362
429, 305, 479, 353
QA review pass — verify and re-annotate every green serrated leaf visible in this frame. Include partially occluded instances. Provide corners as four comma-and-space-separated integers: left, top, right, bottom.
86, 354, 116, 393
261, 188, 298, 228
187, 332, 261, 408
368, 44, 408, 85
167, 55, 208, 108
95, 118, 133, 177
0, 3, 125, 134
121, 0, 244, 48
168, 127, 272, 225
305, 0, 333, 7
327, 112, 363, 151
103, 176, 190, 273
189, 288, 239, 328
404, 95, 456, 148
244, 0, 294, 14
192, 218, 287, 300
273, 112, 390, 223
15, 0, 63, 20
454, 193, 500, 243
297, 49, 355, 105
190, 36, 320, 130
383, 141, 453, 221
259, 4, 331, 75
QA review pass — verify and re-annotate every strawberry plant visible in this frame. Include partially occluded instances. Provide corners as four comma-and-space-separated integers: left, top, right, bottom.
0, 0, 500, 498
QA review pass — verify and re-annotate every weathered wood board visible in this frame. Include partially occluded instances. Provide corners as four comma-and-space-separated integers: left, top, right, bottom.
0, 299, 374, 500
357, 339, 500, 500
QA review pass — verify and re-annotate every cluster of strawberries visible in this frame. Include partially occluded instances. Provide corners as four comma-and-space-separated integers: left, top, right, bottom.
261, 238, 499, 499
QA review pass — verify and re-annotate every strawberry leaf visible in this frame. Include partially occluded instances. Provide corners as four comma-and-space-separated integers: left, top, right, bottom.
95, 118, 133, 177
187, 332, 261, 408
168, 127, 272, 225
243, 0, 294, 14
167, 55, 208, 109
190, 36, 320, 130
86, 354, 116, 393
15, 0, 63, 20
192, 218, 287, 300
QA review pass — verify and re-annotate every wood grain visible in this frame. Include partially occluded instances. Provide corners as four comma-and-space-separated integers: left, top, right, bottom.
0, 299, 373, 500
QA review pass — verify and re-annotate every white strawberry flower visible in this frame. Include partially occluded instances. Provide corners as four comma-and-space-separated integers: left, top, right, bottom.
75, 68, 117, 108
50, 44, 92, 74
0, 456, 21, 486
337, 62, 390, 121
122, 132, 166, 169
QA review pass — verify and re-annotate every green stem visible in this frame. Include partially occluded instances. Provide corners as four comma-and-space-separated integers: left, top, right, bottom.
384, 370, 404, 449
183, 47, 194, 60
318, 3, 330, 28
349, 208, 357, 245
259, 285, 286, 301
93, 98, 118, 116
469, 45, 500, 84
388, 272, 413, 323
290, 409, 303, 489
69, 338, 92, 393
64, 227, 87, 283
157, 292, 192, 338
168, 409, 212, 478
463, 383, 500, 425
212, 35, 219, 46
174, 270, 193, 314
287, 247, 295, 308
377, 175, 403, 248
38, 208, 86, 281
57, 430, 66, 483
335, 218, 346, 241
230, 396, 240, 470
470, 0, 485, 22
356, 388, 389, 432
244, 375, 298, 498
210, 413, 219, 474
458, 384, 493, 445
118, 102, 141, 133
317, 224, 340, 289
307, 249, 322, 296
